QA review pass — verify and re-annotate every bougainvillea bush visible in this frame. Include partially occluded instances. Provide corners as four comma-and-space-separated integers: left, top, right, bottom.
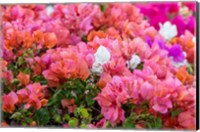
0, 2, 196, 130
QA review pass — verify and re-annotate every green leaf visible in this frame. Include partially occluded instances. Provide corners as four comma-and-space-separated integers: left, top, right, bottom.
136, 62, 144, 70
145, 116, 162, 129
74, 107, 82, 117
80, 124, 87, 128
106, 121, 111, 127
69, 79, 85, 89
11, 78, 19, 84
23, 68, 31, 74
80, 108, 89, 118
154, 118, 162, 129
33, 76, 47, 84
21, 121, 27, 126
47, 89, 63, 106
8, 63, 16, 71
187, 64, 193, 74
81, 117, 92, 124
53, 114, 62, 123
68, 118, 78, 128
17, 57, 24, 66
146, 122, 152, 128
81, 36, 87, 42
10, 112, 23, 119
122, 113, 136, 128
24, 117, 33, 124
63, 114, 70, 121
86, 94, 95, 106
100, 4, 107, 12
123, 118, 135, 128
171, 109, 182, 118
27, 49, 34, 57
33, 108, 50, 126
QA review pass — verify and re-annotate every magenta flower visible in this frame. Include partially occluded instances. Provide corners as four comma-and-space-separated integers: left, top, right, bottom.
168, 44, 185, 62
171, 15, 195, 35
182, 2, 196, 12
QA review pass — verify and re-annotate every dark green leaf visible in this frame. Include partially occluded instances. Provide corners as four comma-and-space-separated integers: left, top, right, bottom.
81, 36, 87, 42
123, 118, 135, 128
136, 62, 144, 70
100, 4, 107, 12
47, 89, 63, 106
171, 109, 182, 118
154, 118, 162, 128
106, 121, 111, 127
86, 94, 95, 106
33, 108, 50, 126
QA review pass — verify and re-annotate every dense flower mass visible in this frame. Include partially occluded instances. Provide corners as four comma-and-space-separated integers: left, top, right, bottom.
1, 2, 196, 130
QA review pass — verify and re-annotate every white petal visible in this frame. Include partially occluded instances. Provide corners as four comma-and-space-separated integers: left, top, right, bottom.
91, 45, 111, 74
159, 21, 177, 40
46, 5, 54, 16
172, 59, 188, 68
94, 45, 111, 65
128, 54, 141, 69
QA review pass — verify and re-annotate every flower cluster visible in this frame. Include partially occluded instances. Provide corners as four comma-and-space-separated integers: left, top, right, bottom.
1, 3, 196, 130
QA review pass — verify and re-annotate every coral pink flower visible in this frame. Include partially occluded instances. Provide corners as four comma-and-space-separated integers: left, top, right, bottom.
95, 76, 129, 124
178, 110, 196, 129
17, 72, 30, 86
97, 72, 112, 88
2, 91, 18, 113
103, 57, 131, 76
96, 119, 107, 128
33, 30, 44, 43
176, 66, 194, 85
42, 48, 90, 87
24, 94, 42, 110
23, 83, 47, 110
87, 30, 106, 41
61, 99, 77, 113
1, 121, 9, 127
152, 95, 172, 114
140, 82, 154, 100
102, 106, 125, 125
17, 89, 29, 103
44, 32, 57, 49
2, 70, 13, 84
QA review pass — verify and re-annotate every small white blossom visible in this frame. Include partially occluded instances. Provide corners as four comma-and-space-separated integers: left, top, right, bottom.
172, 59, 188, 68
127, 54, 141, 70
159, 21, 178, 40
46, 5, 54, 16
91, 45, 111, 74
